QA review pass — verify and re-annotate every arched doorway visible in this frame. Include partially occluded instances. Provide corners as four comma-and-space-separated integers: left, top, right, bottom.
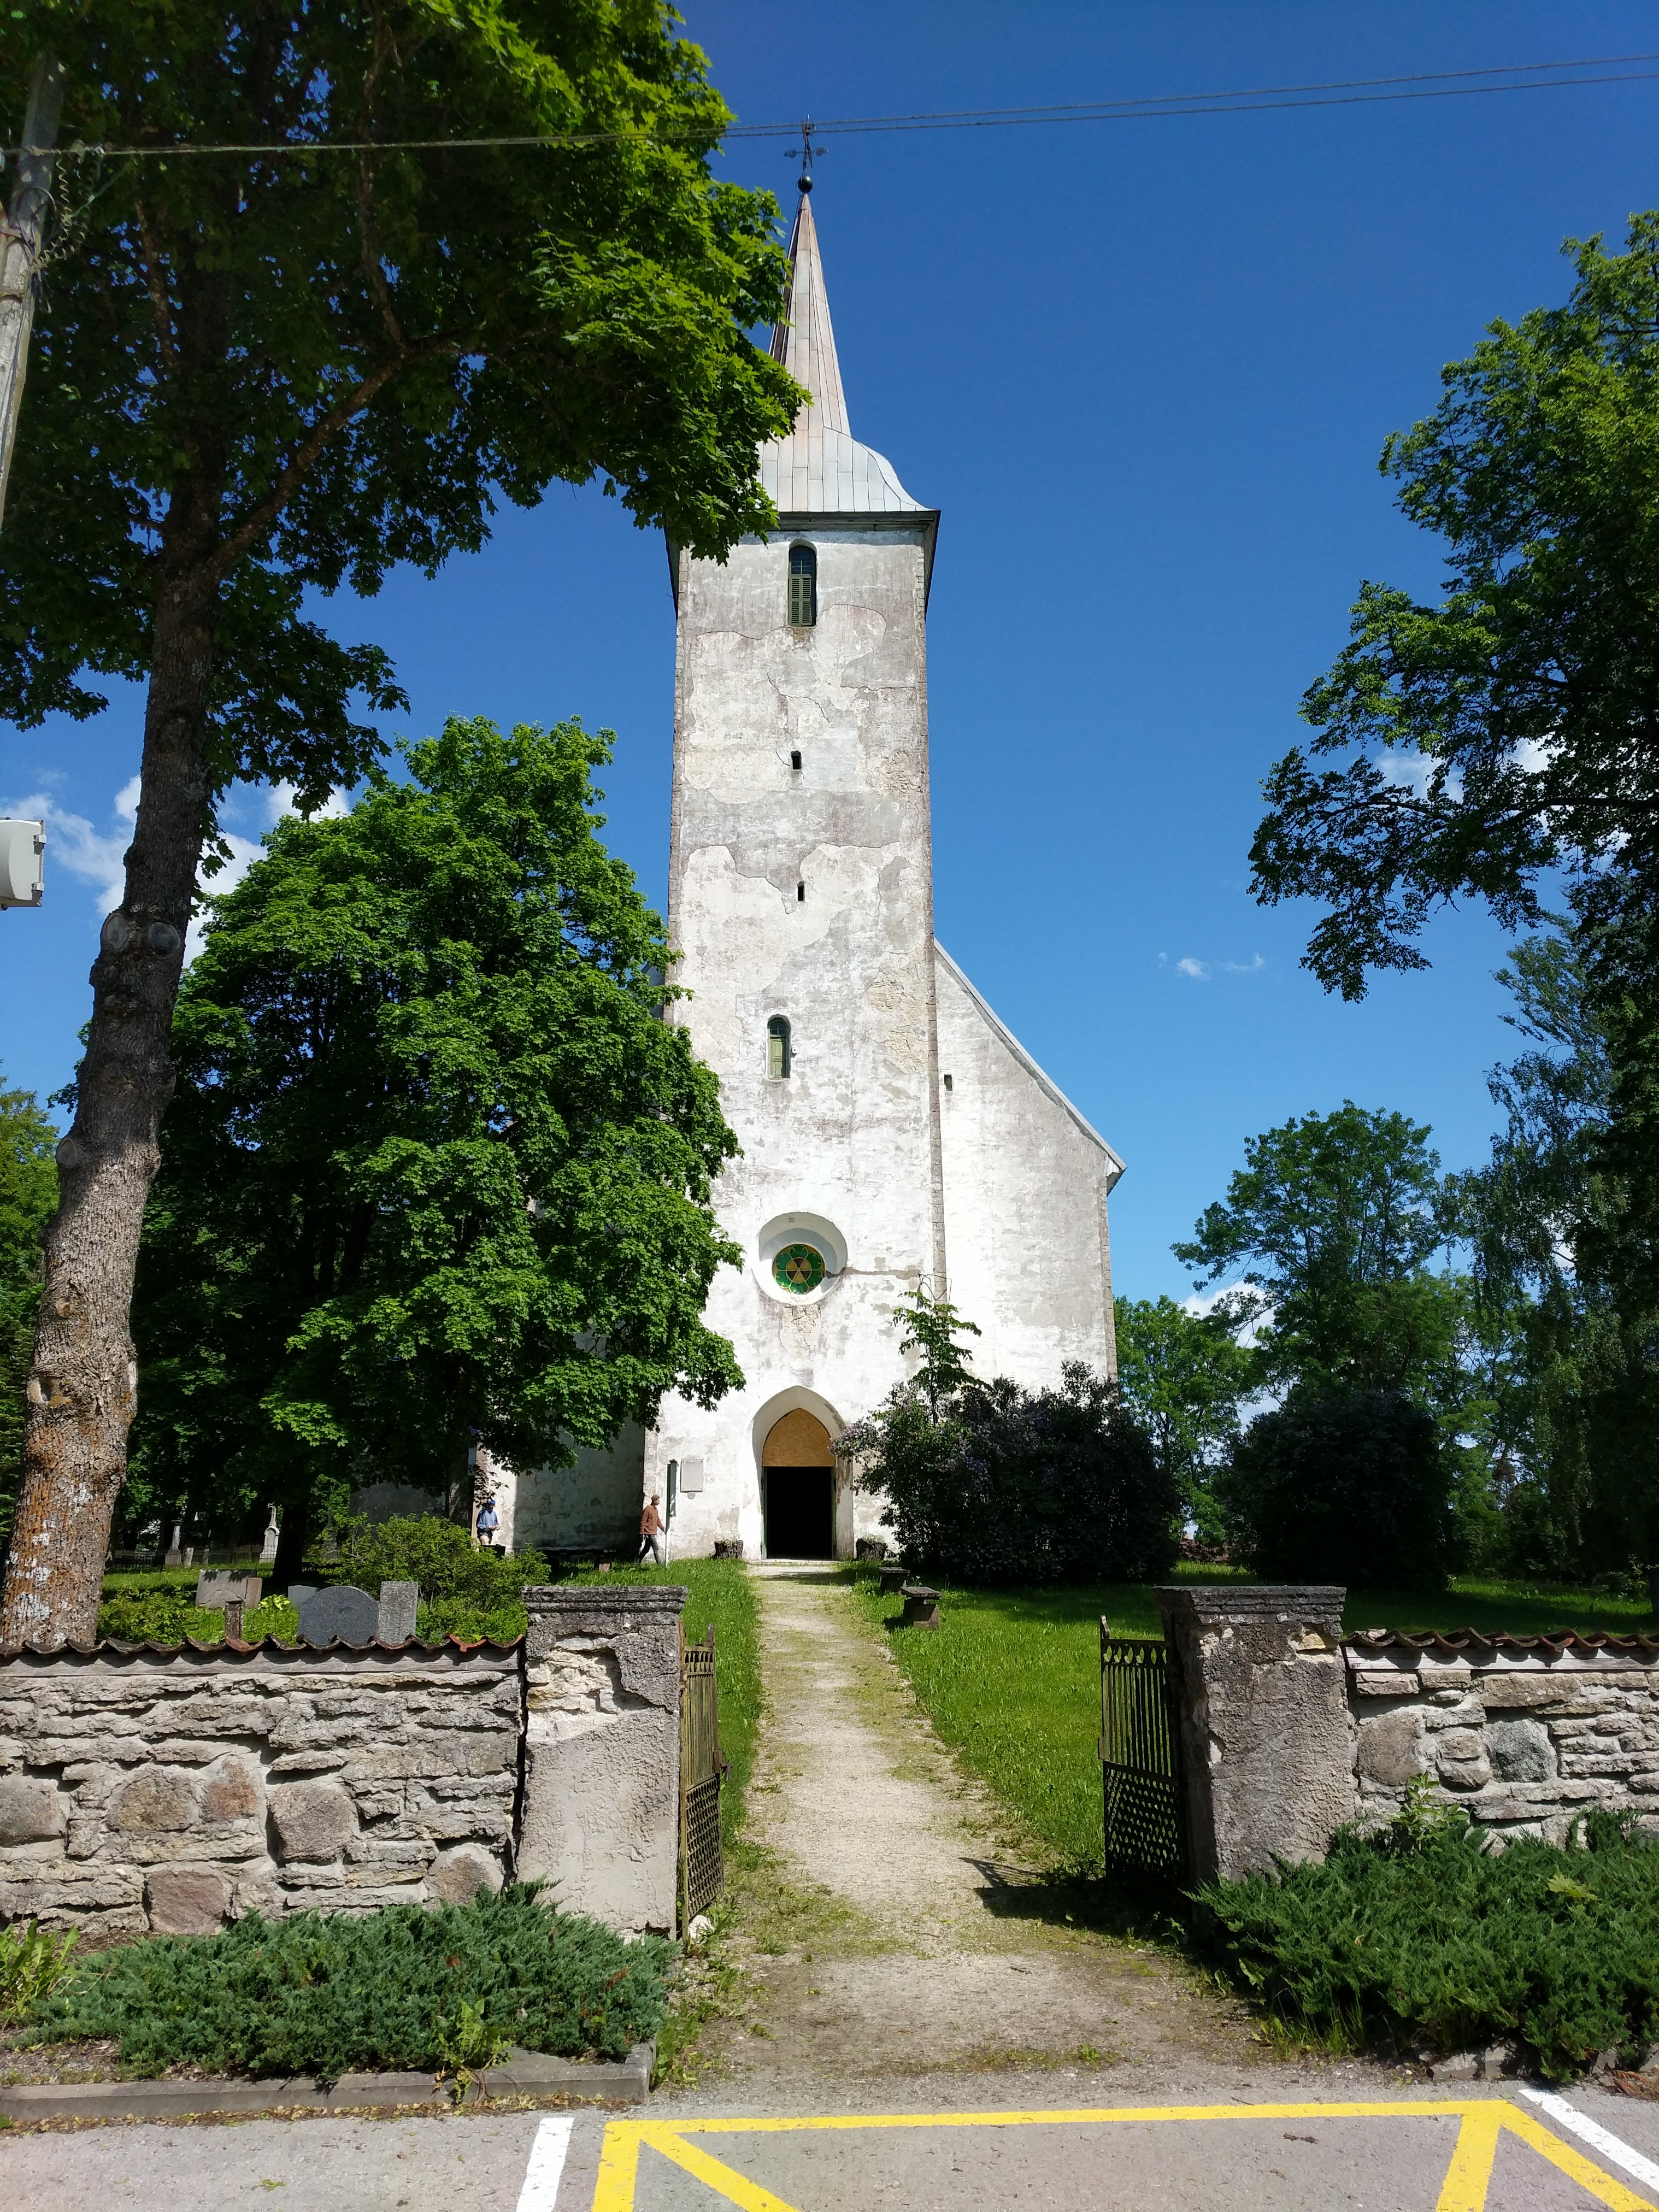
762, 1409, 835, 1560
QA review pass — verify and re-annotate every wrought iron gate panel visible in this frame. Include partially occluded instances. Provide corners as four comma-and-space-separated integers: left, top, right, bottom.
1098, 1619, 1187, 1879
679, 1625, 725, 1927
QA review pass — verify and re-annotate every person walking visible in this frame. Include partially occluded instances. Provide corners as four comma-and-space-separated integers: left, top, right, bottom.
474, 1495, 501, 1552
638, 1494, 664, 1566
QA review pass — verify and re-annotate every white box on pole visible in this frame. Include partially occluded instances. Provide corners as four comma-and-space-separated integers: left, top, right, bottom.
0, 818, 43, 907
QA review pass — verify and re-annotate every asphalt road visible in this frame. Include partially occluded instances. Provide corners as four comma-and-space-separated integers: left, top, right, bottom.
5, 2082, 1659, 2211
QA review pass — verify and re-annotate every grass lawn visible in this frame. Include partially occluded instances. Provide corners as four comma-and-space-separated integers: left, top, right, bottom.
848, 1564, 1659, 1871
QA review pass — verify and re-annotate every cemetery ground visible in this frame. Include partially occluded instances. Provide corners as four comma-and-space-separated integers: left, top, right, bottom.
8, 1561, 1659, 2207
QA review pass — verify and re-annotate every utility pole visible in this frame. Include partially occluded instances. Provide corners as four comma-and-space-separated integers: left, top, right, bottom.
0, 54, 65, 528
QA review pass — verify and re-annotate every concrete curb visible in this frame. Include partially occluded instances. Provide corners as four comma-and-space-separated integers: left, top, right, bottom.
0, 2040, 654, 2123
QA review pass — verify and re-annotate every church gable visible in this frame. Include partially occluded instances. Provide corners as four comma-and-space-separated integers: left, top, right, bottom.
933, 942, 1121, 1390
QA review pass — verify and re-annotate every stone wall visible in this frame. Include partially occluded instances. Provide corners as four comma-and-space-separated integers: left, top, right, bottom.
1165, 1589, 1659, 1879
1349, 1637, 1659, 1846
0, 1642, 522, 1934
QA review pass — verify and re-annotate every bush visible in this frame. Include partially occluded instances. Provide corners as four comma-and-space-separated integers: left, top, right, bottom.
25, 1885, 670, 2078
312, 1513, 549, 1642
1198, 1795, 1659, 2080
1, 1919, 78, 2029
852, 1362, 1179, 1588
1221, 1387, 1452, 1589
98, 1585, 299, 1645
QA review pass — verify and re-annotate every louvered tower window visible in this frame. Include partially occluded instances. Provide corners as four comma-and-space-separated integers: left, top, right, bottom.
788, 544, 817, 628
767, 1015, 792, 1079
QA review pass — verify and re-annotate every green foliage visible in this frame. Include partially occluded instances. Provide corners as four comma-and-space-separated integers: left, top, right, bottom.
127, 719, 742, 1548
96, 1586, 299, 1645
1, 1919, 78, 2029
0, 2, 801, 793
1222, 1388, 1456, 1589
1113, 1295, 1258, 1541
310, 1514, 548, 1643
848, 1353, 1178, 1588
0, 1074, 56, 1544
1251, 211, 1659, 1000
896, 1287, 981, 1414
1199, 1803, 1659, 2080
1173, 1103, 1462, 1401
25, 1886, 670, 2077
1456, 914, 1659, 1576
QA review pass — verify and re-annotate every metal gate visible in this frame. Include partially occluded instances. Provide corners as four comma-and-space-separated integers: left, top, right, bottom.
679, 1623, 726, 1928
1098, 1619, 1187, 1879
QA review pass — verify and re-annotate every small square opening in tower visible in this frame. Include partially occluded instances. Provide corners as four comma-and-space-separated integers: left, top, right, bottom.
790, 750, 802, 772
796, 881, 805, 903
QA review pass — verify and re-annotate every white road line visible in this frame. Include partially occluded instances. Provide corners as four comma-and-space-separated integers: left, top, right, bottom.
515, 2114, 575, 2212
1522, 2085, 1659, 2194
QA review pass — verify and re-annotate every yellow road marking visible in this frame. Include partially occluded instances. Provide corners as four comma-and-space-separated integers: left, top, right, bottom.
1436, 2107, 1503, 2212
638, 2125, 808, 2212
593, 2097, 1659, 2211
1502, 2103, 1658, 2211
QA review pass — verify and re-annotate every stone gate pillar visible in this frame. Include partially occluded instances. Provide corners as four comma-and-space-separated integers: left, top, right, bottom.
1156, 1585, 1356, 1884
516, 1585, 687, 1936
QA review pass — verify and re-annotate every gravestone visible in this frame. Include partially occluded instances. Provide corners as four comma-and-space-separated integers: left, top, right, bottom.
260, 1505, 280, 1564
196, 1572, 261, 1611
376, 1580, 419, 1645
295, 1584, 379, 1648
197, 1570, 262, 1639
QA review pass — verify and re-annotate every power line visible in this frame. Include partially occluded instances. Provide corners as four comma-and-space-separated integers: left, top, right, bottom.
5, 51, 1658, 160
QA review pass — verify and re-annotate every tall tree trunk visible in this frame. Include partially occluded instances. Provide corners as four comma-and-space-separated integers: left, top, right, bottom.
0, 572, 214, 1646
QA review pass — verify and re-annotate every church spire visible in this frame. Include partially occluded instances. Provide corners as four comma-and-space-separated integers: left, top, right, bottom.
758, 184, 926, 519
770, 188, 849, 438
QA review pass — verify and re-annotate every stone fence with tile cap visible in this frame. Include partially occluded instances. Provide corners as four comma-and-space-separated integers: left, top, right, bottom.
0, 1584, 688, 1939
1162, 1587, 1659, 1882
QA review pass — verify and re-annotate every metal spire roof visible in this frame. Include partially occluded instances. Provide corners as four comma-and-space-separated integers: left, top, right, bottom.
760, 189, 926, 517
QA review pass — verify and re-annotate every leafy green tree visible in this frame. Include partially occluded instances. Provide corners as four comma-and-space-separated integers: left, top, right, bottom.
1457, 917, 1659, 1574
1221, 1388, 1455, 1590
896, 1286, 981, 1415
1172, 1104, 1464, 1402
1250, 213, 1659, 1001
1112, 1294, 1258, 1542
0, 4, 801, 1644
0, 1076, 57, 1541
126, 716, 743, 1580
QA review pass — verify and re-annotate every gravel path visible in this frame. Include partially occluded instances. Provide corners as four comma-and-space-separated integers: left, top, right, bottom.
687, 1565, 1262, 2098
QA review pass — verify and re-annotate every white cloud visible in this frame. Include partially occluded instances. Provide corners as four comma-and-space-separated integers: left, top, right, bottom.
264, 780, 350, 826
1164, 948, 1266, 982
5, 773, 350, 964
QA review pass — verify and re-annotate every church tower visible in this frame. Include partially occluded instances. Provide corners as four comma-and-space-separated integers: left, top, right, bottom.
519, 188, 1124, 1562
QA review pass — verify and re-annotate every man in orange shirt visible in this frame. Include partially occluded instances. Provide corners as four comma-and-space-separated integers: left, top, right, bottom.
637, 1494, 664, 1566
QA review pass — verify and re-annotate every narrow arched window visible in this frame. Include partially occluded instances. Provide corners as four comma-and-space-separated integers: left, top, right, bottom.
767, 1015, 792, 1079
788, 543, 817, 628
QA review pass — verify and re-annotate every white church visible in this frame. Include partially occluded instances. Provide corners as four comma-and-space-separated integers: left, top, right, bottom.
511, 187, 1124, 1562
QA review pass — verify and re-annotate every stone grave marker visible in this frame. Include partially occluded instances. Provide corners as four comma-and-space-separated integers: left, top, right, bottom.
376, 1580, 419, 1644
295, 1584, 379, 1648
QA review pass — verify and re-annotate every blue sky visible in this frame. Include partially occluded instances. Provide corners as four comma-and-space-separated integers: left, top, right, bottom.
4, 3, 1657, 1304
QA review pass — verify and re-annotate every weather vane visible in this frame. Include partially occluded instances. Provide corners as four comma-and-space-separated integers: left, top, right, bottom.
788, 119, 826, 193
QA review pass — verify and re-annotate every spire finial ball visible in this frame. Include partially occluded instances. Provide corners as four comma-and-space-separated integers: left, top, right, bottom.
798, 173, 812, 193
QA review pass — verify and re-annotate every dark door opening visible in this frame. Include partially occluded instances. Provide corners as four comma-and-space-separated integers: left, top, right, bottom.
763, 1467, 833, 1560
